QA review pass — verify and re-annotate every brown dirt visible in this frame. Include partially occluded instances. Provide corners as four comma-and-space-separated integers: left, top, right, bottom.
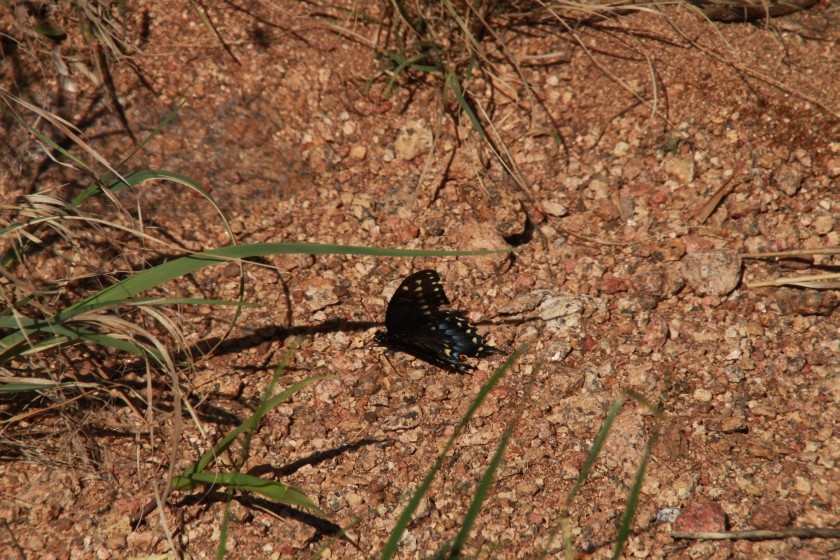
1, 1, 838, 559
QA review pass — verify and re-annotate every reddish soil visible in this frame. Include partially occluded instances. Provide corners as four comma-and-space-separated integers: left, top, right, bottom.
1, 1, 838, 559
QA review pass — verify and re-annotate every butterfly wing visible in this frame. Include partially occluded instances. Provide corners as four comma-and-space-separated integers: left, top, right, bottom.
384, 269, 450, 334
432, 311, 502, 358
382, 329, 476, 373
379, 270, 502, 373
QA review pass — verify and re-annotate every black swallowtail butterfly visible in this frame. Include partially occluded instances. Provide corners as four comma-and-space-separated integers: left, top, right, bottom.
374, 270, 503, 373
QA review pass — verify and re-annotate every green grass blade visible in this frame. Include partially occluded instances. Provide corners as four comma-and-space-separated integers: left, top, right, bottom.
0, 322, 156, 363
182, 374, 332, 477
128, 297, 261, 308
565, 394, 625, 507
170, 471, 323, 515
540, 394, 627, 559
380, 338, 533, 560
391, 0, 425, 37
445, 72, 486, 141
70, 103, 187, 207
3, 242, 504, 361
0, 299, 258, 332
101, 168, 215, 200
235, 340, 301, 474
611, 440, 652, 560
0, 381, 78, 393
446, 359, 543, 557
216, 504, 231, 560
210, 342, 302, 559
61, 242, 507, 318
543, 390, 659, 558
32, 22, 66, 38
261, 338, 300, 408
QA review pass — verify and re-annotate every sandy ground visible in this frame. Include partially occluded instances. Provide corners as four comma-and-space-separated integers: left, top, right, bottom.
1, 1, 838, 558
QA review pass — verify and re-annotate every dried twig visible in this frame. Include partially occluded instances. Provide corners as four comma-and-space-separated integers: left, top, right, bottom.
672, 527, 840, 540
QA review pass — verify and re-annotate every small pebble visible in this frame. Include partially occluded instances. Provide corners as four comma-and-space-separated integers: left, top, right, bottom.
673, 501, 727, 533
682, 250, 741, 296
693, 388, 713, 402
349, 144, 367, 160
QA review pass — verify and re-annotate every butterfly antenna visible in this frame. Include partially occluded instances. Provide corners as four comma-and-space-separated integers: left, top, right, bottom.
360, 299, 400, 380
359, 299, 382, 347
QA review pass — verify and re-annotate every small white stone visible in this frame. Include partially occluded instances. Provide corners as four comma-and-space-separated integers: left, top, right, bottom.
614, 141, 630, 156
693, 388, 713, 402
542, 200, 568, 217
349, 145, 367, 160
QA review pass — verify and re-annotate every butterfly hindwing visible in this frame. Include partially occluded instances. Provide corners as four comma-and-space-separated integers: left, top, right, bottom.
376, 269, 502, 373
384, 332, 475, 373
431, 311, 498, 358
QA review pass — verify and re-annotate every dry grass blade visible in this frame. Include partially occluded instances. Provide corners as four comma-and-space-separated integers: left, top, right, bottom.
2, 193, 78, 246
76, 0, 140, 58
1, 91, 130, 188
694, 171, 745, 224
536, 0, 685, 136
741, 248, 840, 259
672, 527, 840, 540
741, 248, 839, 288
662, 3, 840, 120
746, 273, 840, 289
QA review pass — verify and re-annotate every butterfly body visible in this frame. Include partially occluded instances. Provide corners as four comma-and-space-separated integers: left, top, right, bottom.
375, 270, 502, 373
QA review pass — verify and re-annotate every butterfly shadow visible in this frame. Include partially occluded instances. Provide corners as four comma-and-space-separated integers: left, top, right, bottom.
186, 318, 381, 359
